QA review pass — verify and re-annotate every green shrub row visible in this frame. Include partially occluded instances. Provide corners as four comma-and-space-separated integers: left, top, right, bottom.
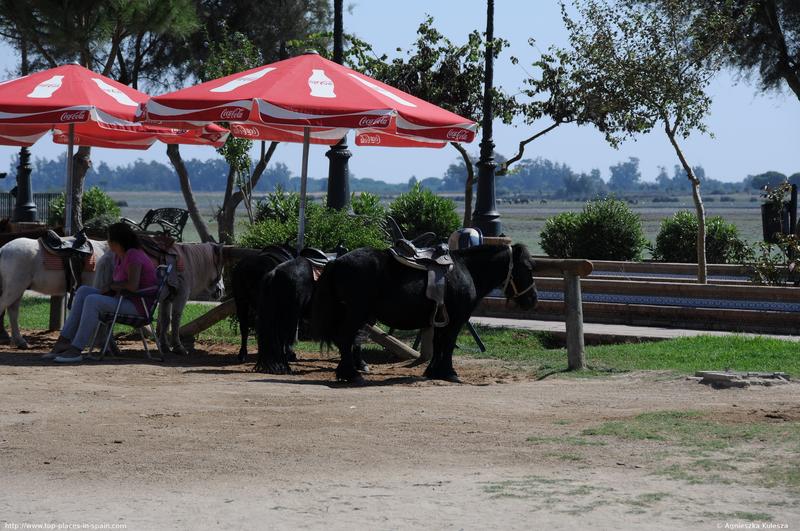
240, 184, 460, 251
540, 199, 750, 264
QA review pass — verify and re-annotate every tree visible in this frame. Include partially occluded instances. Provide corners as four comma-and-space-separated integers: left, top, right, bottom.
643, 1, 800, 101
560, 0, 740, 283
608, 158, 641, 192
0, 0, 198, 231
201, 30, 279, 243
346, 17, 518, 227
749, 171, 788, 190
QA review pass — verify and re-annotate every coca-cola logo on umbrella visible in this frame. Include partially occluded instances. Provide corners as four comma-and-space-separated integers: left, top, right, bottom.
231, 124, 259, 137
308, 69, 336, 98
59, 110, 88, 122
358, 115, 391, 128
357, 134, 381, 145
446, 128, 470, 142
220, 108, 247, 121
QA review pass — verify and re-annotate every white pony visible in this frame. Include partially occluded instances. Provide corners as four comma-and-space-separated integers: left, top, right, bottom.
94, 242, 225, 355
0, 236, 109, 348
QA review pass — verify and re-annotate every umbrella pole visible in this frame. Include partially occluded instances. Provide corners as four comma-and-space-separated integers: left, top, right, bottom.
297, 127, 311, 252
64, 123, 75, 236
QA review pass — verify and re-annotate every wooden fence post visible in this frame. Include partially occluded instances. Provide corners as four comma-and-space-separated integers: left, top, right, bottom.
48, 296, 64, 331
563, 270, 586, 370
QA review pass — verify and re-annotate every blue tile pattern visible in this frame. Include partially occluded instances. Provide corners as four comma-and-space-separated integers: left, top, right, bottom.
535, 291, 800, 312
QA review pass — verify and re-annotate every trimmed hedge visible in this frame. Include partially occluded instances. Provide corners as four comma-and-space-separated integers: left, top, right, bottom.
540, 198, 647, 261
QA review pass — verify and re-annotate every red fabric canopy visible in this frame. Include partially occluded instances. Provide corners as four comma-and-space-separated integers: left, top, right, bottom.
228, 122, 346, 145
144, 53, 477, 143
0, 64, 145, 125
0, 124, 50, 146
49, 121, 229, 150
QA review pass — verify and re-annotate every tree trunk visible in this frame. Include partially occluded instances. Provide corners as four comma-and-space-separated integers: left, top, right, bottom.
667, 130, 707, 283
71, 146, 92, 232
452, 142, 474, 227
167, 144, 215, 242
217, 165, 238, 244
761, 0, 800, 102
217, 141, 278, 244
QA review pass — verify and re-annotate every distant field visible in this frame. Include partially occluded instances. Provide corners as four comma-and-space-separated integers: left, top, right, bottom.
109, 191, 764, 255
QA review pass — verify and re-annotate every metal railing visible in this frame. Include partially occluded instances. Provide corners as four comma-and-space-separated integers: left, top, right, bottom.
0, 192, 61, 223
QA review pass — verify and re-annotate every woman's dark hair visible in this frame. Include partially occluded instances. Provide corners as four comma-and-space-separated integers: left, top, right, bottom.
107, 222, 141, 250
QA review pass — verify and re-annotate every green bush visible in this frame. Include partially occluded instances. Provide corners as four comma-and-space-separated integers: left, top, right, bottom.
351, 191, 386, 224
541, 198, 646, 260
48, 186, 121, 229
254, 186, 299, 224
241, 190, 389, 251
389, 183, 459, 240
651, 211, 751, 264
540, 211, 581, 258
574, 198, 647, 261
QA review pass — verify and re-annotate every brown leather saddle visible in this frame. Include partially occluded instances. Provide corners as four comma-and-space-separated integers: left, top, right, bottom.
389, 239, 454, 327
40, 229, 94, 308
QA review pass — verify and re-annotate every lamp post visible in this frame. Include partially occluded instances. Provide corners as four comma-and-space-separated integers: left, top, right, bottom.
12, 146, 36, 222
325, 0, 351, 210
12, 39, 37, 223
471, 0, 502, 236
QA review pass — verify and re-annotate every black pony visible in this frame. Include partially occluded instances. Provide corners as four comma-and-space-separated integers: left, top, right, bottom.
231, 244, 295, 362
254, 256, 316, 373
311, 243, 538, 383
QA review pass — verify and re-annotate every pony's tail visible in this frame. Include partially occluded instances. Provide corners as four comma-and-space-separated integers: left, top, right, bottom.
255, 270, 282, 371
310, 262, 339, 343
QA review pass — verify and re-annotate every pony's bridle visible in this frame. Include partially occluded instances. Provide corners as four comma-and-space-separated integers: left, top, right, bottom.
501, 246, 535, 300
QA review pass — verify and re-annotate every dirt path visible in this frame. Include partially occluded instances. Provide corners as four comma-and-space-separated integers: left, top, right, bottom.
1, 331, 798, 530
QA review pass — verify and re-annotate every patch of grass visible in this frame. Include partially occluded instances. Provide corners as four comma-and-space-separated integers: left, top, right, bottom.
15, 297, 800, 379
526, 435, 605, 447
731, 512, 773, 522
626, 492, 671, 507
456, 326, 800, 377
581, 410, 796, 451
15, 297, 242, 345
481, 476, 598, 503
758, 461, 800, 491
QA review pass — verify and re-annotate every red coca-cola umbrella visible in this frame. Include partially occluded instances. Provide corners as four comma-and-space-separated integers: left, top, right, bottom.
0, 64, 150, 234
0, 65, 230, 232
143, 52, 476, 248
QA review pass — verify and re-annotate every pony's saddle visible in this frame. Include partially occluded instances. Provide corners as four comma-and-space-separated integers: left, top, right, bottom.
39, 229, 94, 308
300, 247, 335, 281
138, 234, 181, 294
389, 239, 454, 327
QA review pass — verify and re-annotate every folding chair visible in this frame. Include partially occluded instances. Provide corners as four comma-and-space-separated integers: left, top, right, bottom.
87, 264, 173, 361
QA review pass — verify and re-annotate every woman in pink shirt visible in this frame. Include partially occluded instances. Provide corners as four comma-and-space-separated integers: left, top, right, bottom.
46, 223, 158, 363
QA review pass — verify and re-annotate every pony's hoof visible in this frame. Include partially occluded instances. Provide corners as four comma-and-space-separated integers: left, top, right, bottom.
172, 345, 188, 356
236, 352, 248, 363
287, 350, 298, 362
337, 373, 365, 386
356, 361, 370, 373
423, 368, 461, 383
256, 360, 292, 375
14, 339, 29, 350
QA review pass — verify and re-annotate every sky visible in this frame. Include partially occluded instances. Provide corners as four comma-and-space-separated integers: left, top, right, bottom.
0, 0, 797, 184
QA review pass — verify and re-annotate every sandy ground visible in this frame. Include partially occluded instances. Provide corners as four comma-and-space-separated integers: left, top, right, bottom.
1, 331, 798, 530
